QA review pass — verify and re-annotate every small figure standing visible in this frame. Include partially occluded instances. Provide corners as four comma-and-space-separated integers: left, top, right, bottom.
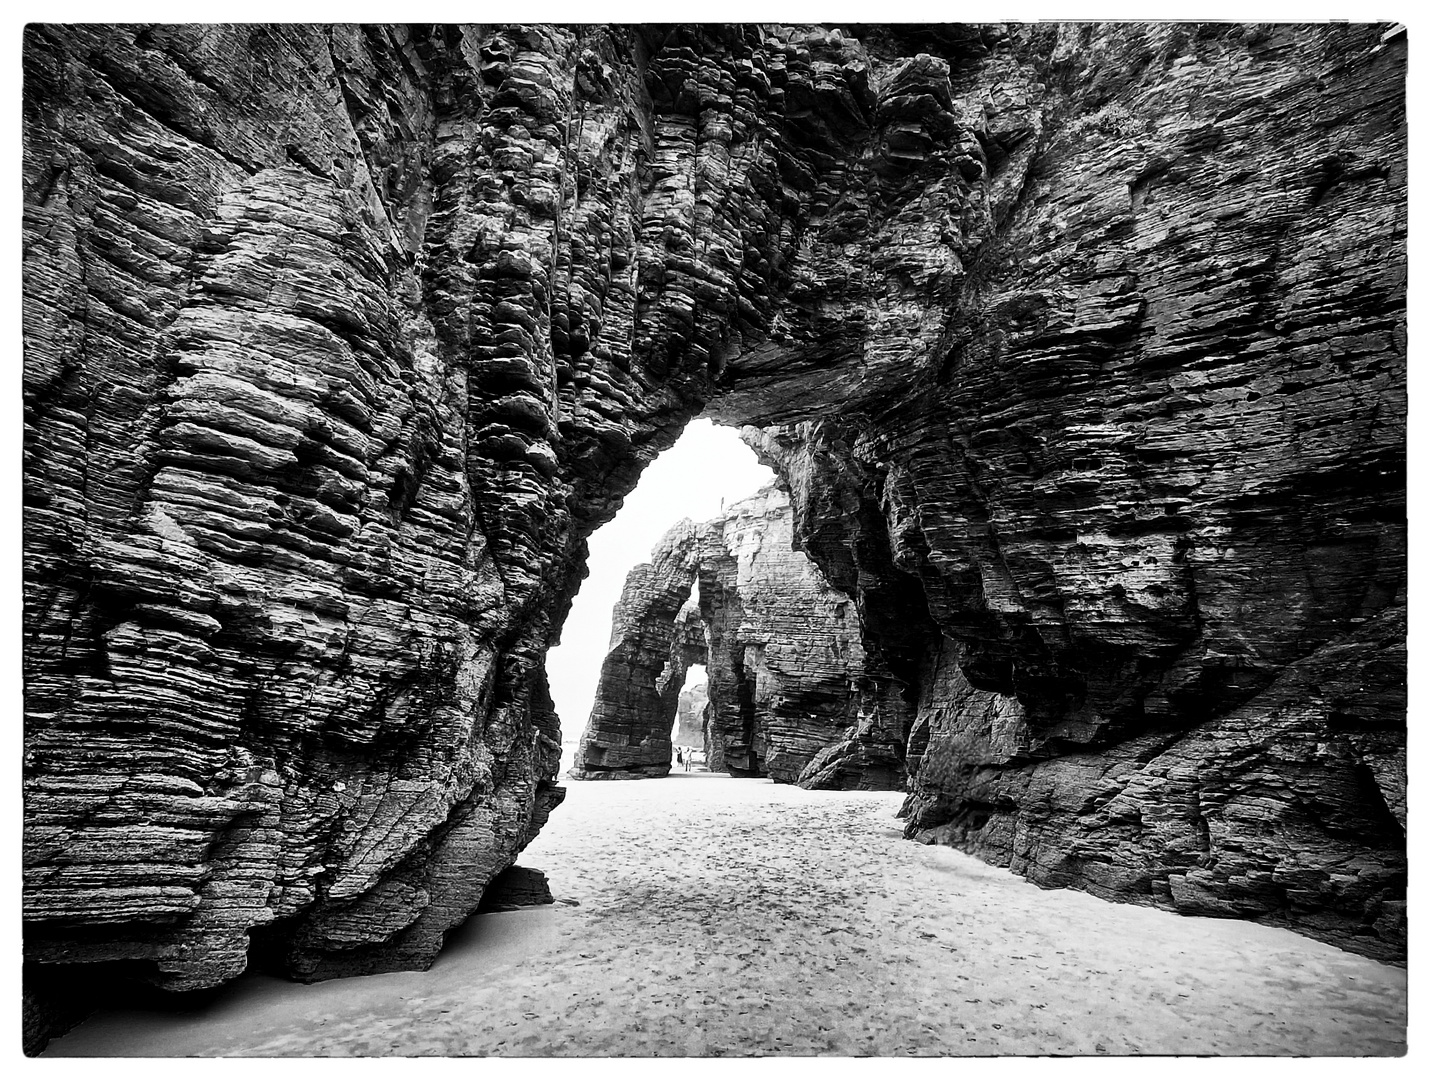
675, 747, 684, 770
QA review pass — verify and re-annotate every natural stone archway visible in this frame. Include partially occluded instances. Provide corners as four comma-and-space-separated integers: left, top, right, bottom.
575, 486, 921, 787
665, 605, 712, 750
571, 521, 702, 779
22, 22, 1406, 1047
673, 675, 709, 750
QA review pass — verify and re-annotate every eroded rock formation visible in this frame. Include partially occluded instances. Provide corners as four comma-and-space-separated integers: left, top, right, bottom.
673, 683, 708, 749
23, 21, 1405, 1045
572, 486, 911, 785
572, 520, 702, 779
737, 22, 1407, 961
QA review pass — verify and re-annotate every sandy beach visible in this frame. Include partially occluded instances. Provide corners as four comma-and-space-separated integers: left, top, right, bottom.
47, 773, 1406, 1057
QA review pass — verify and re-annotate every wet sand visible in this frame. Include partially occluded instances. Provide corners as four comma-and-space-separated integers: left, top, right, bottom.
47, 773, 1406, 1057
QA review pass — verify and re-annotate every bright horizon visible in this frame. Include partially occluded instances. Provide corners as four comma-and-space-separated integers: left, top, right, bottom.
546, 419, 775, 748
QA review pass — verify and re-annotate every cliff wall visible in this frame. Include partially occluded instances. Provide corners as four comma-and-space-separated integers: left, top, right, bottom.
741, 22, 1406, 960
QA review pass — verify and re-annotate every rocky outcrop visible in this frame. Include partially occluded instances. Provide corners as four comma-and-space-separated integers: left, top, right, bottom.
740, 22, 1407, 960
573, 486, 912, 786
897, 626, 1406, 954
23, 26, 622, 1012
673, 683, 708, 749
23, 21, 1405, 1038
571, 521, 702, 779
705, 489, 913, 785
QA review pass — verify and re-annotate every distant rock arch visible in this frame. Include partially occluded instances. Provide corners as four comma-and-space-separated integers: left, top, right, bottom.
572, 486, 912, 787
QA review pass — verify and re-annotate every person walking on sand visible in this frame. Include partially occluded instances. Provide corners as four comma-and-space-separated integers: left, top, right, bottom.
675, 747, 683, 771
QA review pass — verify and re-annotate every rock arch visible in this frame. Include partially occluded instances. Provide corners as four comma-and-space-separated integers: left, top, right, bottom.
672, 673, 709, 752
22, 23, 1407, 1045
572, 487, 912, 786
572, 520, 703, 779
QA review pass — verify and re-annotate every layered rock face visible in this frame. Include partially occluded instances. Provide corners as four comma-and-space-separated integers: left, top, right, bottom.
740, 25, 1407, 959
24, 25, 587, 1001
23, 19, 1404, 1036
711, 489, 914, 785
573, 486, 912, 786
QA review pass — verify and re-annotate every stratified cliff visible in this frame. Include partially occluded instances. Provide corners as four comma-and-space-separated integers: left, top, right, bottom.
24, 25, 584, 1000
23, 22, 1405, 1044
741, 23, 1406, 960
572, 487, 911, 785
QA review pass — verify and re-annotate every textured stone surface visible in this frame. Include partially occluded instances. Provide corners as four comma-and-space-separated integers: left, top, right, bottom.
742, 23, 1406, 959
22, 26, 586, 1005
706, 489, 913, 786
572, 486, 911, 786
23, 20, 1405, 1036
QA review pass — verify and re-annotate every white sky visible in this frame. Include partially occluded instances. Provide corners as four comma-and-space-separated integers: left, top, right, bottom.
547, 420, 774, 743
682, 662, 708, 693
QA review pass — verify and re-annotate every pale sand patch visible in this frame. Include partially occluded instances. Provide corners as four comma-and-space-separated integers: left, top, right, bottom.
47, 774, 1405, 1057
